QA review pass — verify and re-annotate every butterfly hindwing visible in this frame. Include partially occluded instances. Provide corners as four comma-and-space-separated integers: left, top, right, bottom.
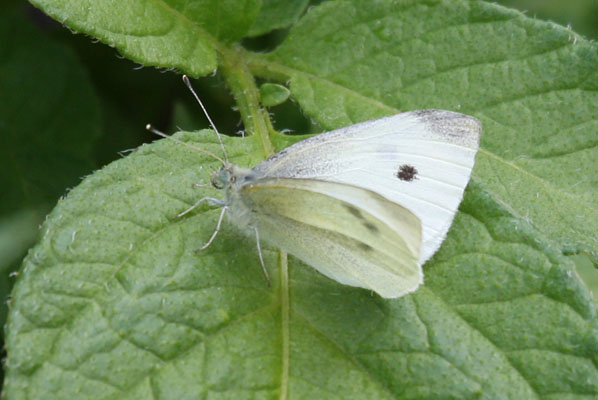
239, 178, 422, 298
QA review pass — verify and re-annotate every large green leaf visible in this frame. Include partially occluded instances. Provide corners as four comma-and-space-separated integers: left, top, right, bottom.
5, 130, 597, 398
247, 0, 309, 37
5, 0, 598, 399
28, 0, 225, 76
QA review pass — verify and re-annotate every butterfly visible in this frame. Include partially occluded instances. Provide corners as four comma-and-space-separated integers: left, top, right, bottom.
150, 78, 481, 298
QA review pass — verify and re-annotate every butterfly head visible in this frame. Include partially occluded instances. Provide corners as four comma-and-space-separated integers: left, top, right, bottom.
210, 164, 232, 190
211, 163, 254, 191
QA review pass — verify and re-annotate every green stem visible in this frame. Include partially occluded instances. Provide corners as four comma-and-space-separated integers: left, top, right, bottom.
221, 48, 290, 400
219, 45, 275, 157
279, 251, 289, 400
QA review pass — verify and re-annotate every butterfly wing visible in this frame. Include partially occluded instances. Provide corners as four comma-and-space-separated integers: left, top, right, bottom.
239, 178, 422, 298
252, 109, 481, 264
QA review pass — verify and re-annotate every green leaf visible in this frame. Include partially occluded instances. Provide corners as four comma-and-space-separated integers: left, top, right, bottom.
174, 0, 263, 43
247, 0, 309, 37
260, 83, 291, 107
28, 0, 224, 76
5, 0, 598, 399
571, 253, 598, 300
5, 131, 598, 398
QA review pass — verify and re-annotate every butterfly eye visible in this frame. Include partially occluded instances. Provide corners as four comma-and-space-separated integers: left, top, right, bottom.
211, 168, 232, 189
211, 176, 225, 189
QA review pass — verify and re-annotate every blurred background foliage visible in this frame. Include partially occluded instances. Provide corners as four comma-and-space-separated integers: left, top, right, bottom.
0, 0, 597, 385
497, 0, 598, 39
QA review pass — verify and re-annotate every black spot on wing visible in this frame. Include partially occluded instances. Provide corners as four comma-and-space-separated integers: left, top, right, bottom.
396, 164, 418, 182
343, 204, 379, 234
363, 221, 379, 233
343, 204, 364, 219
358, 242, 373, 251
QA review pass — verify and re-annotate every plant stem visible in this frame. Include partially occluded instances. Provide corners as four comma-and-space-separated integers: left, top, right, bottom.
279, 251, 289, 400
219, 45, 274, 157
221, 49, 290, 400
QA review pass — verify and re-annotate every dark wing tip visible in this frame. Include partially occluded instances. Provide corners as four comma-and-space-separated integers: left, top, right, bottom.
412, 109, 481, 149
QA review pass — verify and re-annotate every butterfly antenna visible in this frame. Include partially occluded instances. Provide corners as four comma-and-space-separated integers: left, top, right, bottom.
182, 75, 229, 163
146, 124, 225, 164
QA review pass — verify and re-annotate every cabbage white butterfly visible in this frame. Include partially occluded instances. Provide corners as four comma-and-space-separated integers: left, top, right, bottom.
150, 78, 481, 298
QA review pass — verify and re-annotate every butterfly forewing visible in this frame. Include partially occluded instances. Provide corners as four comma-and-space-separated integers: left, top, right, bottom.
252, 110, 481, 264
239, 178, 422, 298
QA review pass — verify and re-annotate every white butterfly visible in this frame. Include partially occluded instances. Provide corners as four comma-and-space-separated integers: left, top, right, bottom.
151, 81, 481, 298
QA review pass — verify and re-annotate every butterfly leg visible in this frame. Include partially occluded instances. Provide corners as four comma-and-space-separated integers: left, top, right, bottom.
196, 206, 228, 252
254, 227, 270, 287
192, 183, 213, 189
177, 196, 225, 218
